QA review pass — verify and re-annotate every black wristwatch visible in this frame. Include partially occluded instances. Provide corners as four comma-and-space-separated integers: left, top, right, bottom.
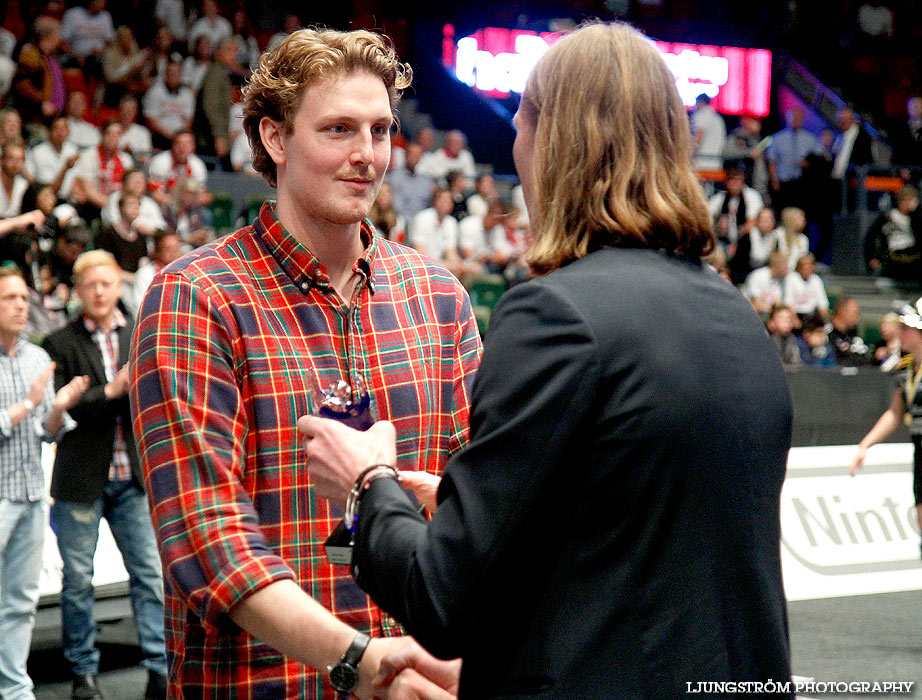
328, 631, 371, 694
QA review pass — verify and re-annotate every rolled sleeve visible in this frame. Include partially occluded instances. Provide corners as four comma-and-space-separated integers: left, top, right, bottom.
0, 409, 12, 439
130, 270, 295, 632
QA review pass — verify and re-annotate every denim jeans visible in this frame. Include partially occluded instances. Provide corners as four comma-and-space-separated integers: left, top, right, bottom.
50, 481, 166, 677
0, 499, 44, 700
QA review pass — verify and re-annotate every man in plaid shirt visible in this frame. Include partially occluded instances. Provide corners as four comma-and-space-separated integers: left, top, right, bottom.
130, 28, 482, 699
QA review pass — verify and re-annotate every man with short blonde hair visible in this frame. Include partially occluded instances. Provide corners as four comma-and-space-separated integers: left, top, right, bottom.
43, 251, 166, 700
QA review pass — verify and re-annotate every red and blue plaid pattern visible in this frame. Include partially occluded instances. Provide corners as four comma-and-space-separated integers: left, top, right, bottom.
84, 309, 132, 482
130, 202, 481, 699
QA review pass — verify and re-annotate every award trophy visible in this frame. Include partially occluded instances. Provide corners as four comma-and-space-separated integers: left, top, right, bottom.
311, 376, 376, 566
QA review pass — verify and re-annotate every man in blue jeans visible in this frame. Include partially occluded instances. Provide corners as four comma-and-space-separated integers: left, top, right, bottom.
43, 251, 166, 700
0, 265, 88, 700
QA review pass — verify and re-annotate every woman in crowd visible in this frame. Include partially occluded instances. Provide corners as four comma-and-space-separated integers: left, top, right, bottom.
368, 181, 406, 242
102, 25, 155, 106
773, 206, 811, 271
300, 21, 793, 700
162, 176, 213, 249
874, 311, 904, 371
748, 206, 778, 268
182, 35, 211, 95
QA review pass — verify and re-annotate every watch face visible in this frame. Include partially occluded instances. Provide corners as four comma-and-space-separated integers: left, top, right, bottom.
330, 663, 359, 693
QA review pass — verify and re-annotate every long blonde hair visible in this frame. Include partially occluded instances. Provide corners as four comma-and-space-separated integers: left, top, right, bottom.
521, 22, 714, 275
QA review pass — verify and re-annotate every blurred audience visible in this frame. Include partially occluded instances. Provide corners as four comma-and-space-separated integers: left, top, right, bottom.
147, 130, 206, 203
8, 16, 66, 134
865, 184, 921, 280
784, 253, 830, 321
892, 95, 922, 175
766, 304, 802, 367
64, 90, 100, 151
143, 60, 195, 151
94, 191, 150, 282
409, 188, 459, 266
0, 140, 29, 218
745, 250, 788, 314
797, 314, 837, 367
691, 93, 726, 171
116, 95, 153, 165
181, 35, 211, 94
874, 312, 903, 370
466, 173, 498, 220
26, 114, 79, 198
387, 141, 435, 223
130, 230, 181, 314
162, 176, 212, 248
192, 37, 237, 163
766, 108, 820, 212
368, 182, 405, 242
69, 120, 131, 222
418, 129, 476, 182
101, 25, 154, 107
828, 296, 873, 366
188, 0, 231, 54
101, 168, 165, 233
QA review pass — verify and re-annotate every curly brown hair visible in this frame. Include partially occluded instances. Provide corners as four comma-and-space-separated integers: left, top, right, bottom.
242, 28, 412, 187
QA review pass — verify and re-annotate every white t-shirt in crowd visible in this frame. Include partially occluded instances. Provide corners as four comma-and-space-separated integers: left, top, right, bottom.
783, 272, 829, 316
417, 148, 477, 182
409, 207, 459, 261
143, 80, 195, 136
0, 174, 29, 218
66, 118, 101, 151
187, 15, 232, 52
744, 266, 785, 309
147, 150, 208, 191
27, 141, 79, 197
119, 124, 153, 160
61, 6, 114, 58
101, 192, 167, 232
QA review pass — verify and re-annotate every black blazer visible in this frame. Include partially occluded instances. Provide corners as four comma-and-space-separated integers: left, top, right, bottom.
891, 122, 922, 168
43, 315, 143, 504
354, 248, 793, 699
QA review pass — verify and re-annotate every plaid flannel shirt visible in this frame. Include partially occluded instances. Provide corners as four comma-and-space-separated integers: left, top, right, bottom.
130, 202, 482, 699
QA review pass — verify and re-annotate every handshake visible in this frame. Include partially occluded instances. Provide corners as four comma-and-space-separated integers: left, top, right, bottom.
348, 635, 459, 700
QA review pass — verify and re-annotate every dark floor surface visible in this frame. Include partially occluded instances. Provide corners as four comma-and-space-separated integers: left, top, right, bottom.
28, 590, 922, 699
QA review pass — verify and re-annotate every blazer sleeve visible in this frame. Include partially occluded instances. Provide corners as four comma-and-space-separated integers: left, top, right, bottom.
42, 329, 115, 423
352, 278, 602, 659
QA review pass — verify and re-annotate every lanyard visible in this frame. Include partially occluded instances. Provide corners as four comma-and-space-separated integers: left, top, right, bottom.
904, 359, 922, 426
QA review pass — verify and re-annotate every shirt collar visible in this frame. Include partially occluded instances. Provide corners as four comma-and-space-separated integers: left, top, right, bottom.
253, 201, 378, 295
4, 332, 31, 358
83, 307, 126, 334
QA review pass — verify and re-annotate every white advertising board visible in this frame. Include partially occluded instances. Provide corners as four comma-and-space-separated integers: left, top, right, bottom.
782, 443, 922, 601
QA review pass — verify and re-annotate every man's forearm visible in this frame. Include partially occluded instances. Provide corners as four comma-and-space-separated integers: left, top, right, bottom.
44, 404, 66, 435
228, 579, 358, 674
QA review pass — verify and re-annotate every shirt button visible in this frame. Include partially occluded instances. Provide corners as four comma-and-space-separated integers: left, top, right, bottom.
300, 281, 310, 292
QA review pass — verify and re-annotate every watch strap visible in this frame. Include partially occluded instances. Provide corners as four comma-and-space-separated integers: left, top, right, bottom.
342, 631, 371, 668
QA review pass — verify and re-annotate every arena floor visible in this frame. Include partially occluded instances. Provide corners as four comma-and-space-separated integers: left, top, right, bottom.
27, 589, 922, 699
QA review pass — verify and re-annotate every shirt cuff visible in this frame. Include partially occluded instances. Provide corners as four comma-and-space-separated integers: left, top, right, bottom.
198, 554, 297, 634
42, 410, 77, 442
